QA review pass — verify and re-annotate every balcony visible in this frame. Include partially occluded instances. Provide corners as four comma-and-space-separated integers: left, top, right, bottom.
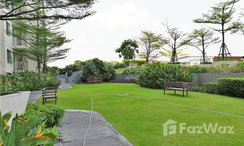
14, 62, 27, 71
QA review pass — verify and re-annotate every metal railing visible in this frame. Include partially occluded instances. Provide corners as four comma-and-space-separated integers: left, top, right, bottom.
14, 62, 27, 71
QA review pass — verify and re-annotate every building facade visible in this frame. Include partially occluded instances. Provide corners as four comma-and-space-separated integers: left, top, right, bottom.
0, 7, 37, 74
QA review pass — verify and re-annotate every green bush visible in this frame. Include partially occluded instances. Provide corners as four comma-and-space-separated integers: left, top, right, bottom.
81, 58, 116, 82
203, 82, 219, 94
24, 103, 65, 128
167, 62, 181, 64
0, 71, 61, 95
200, 62, 212, 64
46, 66, 60, 75
129, 78, 139, 84
215, 58, 234, 61
217, 78, 244, 98
113, 62, 125, 69
138, 62, 193, 89
185, 66, 208, 73
122, 67, 144, 75
191, 86, 206, 93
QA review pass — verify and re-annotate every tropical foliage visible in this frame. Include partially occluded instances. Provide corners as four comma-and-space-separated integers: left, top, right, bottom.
80, 58, 115, 82
138, 62, 193, 89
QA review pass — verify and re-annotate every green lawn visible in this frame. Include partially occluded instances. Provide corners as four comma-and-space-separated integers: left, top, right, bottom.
37, 83, 244, 146
115, 68, 125, 74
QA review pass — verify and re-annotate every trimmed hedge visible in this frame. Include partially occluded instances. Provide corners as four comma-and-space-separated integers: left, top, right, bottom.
200, 62, 212, 64
129, 78, 139, 85
203, 82, 218, 94
217, 78, 244, 98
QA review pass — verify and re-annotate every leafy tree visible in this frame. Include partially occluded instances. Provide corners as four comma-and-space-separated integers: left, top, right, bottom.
188, 28, 220, 62
0, 0, 96, 20
115, 39, 139, 67
137, 31, 164, 64
193, 0, 242, 60
160, 47, 188, 61
41, 20, 72, 72
161, 22, 191, 62
12, 10, 71, 74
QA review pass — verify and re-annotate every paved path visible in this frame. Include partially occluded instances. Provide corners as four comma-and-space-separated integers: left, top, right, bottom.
28, 75, 133, 146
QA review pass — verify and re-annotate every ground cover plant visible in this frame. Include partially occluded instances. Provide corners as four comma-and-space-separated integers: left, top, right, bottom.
36, 83, 244, 146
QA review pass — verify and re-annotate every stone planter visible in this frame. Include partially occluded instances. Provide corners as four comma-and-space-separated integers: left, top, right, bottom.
0, 91, 30, 125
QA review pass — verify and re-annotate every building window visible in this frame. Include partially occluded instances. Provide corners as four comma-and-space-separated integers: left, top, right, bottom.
7, 50, 13, 64
6, 22, 10, 36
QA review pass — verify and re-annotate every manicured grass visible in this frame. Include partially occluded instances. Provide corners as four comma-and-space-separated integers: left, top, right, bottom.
115, 68, 125, 74
37, 83, 244, 146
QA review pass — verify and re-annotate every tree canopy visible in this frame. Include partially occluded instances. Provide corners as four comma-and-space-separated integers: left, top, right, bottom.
115, 39, 139, 67
0, 0, 96, 20
193, 0, 241, 60
137, 31, 164, 64
161, 22, 191, 62
188, 28, 220, 62
12, 10, 71, 74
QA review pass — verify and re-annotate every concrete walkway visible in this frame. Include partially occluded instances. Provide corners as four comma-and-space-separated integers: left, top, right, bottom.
28, 75, 132, 146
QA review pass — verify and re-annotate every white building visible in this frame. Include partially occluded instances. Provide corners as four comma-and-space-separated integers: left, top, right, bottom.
0, 5, 37, 74
177, 56, 214, 66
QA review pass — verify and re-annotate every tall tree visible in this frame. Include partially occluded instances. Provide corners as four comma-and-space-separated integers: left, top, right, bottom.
161, 22, 191, 62
160, 47, 188, 61
0, 0, 96, 20
137, 31, 163, 64
115, 39, 139, 67
188, 28, 220, 62
12, 10, 71, 74
41, 20, 72, 72
193, 0, 242, 60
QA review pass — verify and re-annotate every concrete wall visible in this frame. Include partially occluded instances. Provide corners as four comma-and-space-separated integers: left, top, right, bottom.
115, 74, 138, 80
67, 71, 82, 83
191, 73, 244, 86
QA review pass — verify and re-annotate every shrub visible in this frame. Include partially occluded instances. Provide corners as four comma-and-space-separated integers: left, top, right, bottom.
203, 82, 219, 94
200, 62, 212, 64
113, 62, 125, 69
191, 86, 206, 93
138, 62, 193, 89
217, 78, 244, 98
80, 58, 115, 82
66, 70, 73, 77
129, 78, 139, 84
46, 66, 60, 75
215, 58, 234, 61
0, 71, 61, 95
167, 62, 181, 64
185, 66, 208, 73
24, 103, 65, 128
122, 67, 144, 75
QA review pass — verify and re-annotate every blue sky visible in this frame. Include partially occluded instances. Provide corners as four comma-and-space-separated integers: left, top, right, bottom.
49, 0, 244, 68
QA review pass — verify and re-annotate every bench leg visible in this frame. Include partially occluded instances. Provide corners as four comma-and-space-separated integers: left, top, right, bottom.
43, 98, 44, 105
174, 90, 176, 94
164, 89, 165, 94
55, 98, 57, 105
187, 91, 188, 96
183, 91, 184, 97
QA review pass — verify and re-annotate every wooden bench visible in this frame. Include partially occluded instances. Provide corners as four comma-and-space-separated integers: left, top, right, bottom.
87, 78, 103, 83
42, 87, 58, 105
164, 82, 191, 97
